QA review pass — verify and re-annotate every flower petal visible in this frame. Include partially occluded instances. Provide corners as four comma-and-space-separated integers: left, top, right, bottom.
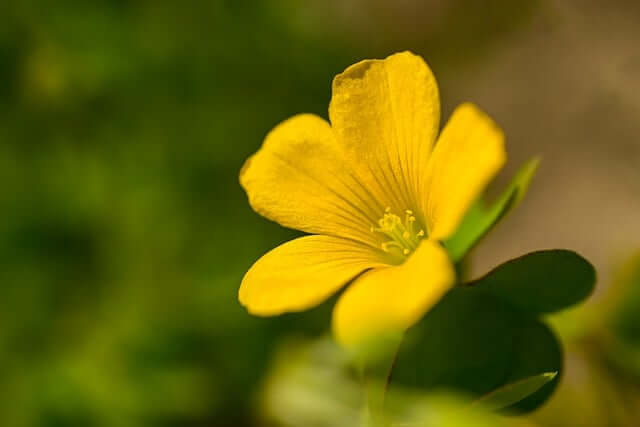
240, 114, 382, 247
329, 51, 440, 218
332, 239, 455, 348
239, 235, 387, 316
423, 103, 506, 240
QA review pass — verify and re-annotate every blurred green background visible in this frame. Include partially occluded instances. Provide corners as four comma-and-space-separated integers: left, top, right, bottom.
2, 1, 639, 426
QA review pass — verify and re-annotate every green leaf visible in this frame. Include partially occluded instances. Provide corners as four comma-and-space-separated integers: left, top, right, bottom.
499, 315, 562, 412
472, 372, 557, 411
392, 287, 562, 413
469, 250, 596, 314
361, 335, 404, 427
445, 157, 539, 262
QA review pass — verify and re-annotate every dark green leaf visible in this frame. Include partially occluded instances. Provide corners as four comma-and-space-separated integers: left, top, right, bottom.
445, 157, 539, 262
469, 250, 596, 314
392, 287, 562, 412
500, 317, 562, 412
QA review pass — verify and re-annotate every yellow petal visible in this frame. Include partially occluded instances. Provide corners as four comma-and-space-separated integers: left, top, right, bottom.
239, 235, 387, 316
423, 103, 506, 240
240, 114, 382, 247
329, 51, 440, 218
332, 239, 455, 348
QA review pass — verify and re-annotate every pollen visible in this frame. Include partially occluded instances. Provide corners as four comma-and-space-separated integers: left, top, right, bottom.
371, 207, 427, 259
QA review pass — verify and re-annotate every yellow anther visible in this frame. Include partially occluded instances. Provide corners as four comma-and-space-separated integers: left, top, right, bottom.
370, 207, 427, 259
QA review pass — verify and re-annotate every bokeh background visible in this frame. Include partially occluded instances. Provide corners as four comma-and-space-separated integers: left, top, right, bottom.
2, 1, 639, 426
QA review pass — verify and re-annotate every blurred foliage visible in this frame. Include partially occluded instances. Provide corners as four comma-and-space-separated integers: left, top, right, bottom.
261, 337, 363, 427
261, 337, 533, 427
608, 252, 640, 360
0, 1, 357, 425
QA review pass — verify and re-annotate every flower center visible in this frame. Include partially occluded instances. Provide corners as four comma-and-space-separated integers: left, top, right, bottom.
371, 207, 426, 260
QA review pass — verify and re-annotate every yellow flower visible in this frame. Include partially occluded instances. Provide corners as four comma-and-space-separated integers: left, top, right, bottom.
239, 51, 506, 348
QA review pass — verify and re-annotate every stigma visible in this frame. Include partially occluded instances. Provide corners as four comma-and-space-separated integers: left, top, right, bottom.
371, 207, 426, 259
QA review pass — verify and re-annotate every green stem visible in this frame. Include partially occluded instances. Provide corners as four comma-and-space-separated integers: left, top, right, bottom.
363, 335, 403, 427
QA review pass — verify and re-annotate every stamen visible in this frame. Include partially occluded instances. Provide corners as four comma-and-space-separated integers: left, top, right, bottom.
371, 207, 427, 260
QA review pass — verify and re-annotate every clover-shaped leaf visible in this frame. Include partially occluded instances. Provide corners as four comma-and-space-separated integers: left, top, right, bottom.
468, 250, 596, 314
392, 286, 562, 412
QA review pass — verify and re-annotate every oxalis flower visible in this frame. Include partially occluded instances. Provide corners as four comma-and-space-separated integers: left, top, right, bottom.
239, 51, 505, 348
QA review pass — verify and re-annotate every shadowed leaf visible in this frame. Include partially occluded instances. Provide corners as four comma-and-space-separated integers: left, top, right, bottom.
469, 249, 596, 314
392, 286, 562, 412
